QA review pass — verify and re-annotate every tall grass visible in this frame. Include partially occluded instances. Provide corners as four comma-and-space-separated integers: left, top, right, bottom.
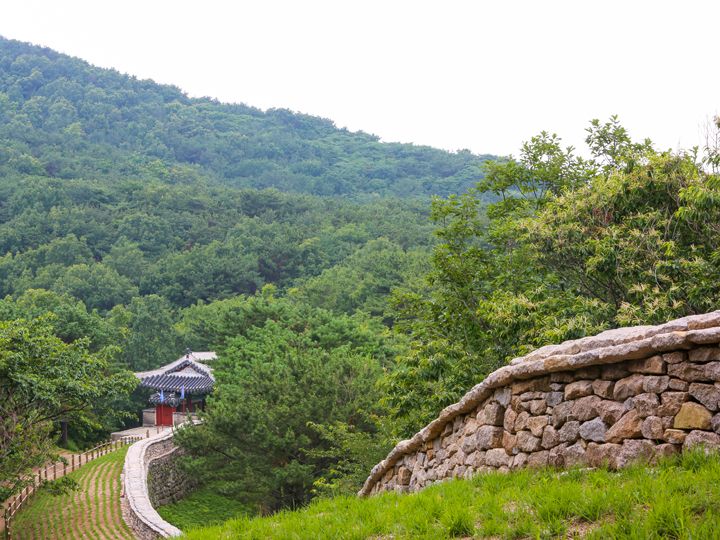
182, 449, 720, 539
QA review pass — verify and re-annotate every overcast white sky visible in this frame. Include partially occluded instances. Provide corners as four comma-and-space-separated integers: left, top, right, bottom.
0, 0, 717, 157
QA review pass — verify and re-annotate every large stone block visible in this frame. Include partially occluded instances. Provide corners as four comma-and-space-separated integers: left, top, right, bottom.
663, 429, 687, 444
628, 355, 666, 375
541, 425, 560, 449
688, 347, 720, 363
526, 450, 549, 468
479, 403, 506, 426
572, 395, 601, 422
601, 364, 630, 381
705, 362, 720, 381
558, 420, 581, 443
712, 413, 720, 434
606, 410, 642, 443
653, 443, 680, 461
512, 376, 550, 394
688, 383, 720, 411
673, 402, 712, 430
485, 448, 510, 467
504, 407, 518, 432
561, 441, 587, 467
662, 351, 686, 364
493, 387, 512, 407
509, 452, 528, 470
657, 392, 688, 416
565, 380, 594, 400
668, 378, 689, 391
552, 400, 577, 428
592, 380, 614, 399
516, 431, 542, 453
514, 411, 530, 432
586, 442, 622, 467
667, 362, 710, 382
476, 425, 504, 450
397, 466, 412, 485
615, 439, 655, 468
597, 399, 625, 425
643, 376, 670, 394
579, 418, 607, 442
527, 415, 549, 437
528, 399, 547, 415
502, 431, 517, 454
613, 374, 646, 400
682, 430, 720, 451
640, 416, 664, 440
633, 393, 660, 418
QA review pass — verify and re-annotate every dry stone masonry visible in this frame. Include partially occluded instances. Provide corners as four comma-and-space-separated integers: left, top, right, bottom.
122, 430, 183, 538
360, 311, 720, 496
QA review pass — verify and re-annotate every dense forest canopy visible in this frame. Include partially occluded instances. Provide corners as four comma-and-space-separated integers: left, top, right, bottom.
0, 35, 490, 501
0, 36, 492, 198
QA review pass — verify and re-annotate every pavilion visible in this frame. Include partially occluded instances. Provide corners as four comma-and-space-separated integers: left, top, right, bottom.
134, 350, 217, 427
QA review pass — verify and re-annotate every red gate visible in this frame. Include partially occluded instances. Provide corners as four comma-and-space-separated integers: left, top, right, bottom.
155, 404, 174, 426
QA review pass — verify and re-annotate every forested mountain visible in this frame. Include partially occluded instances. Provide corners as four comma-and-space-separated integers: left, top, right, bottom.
0, 36, 491, 198
0, 34, 482, 486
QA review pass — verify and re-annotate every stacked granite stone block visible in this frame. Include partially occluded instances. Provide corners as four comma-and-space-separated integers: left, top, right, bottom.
361, 312, 720, 496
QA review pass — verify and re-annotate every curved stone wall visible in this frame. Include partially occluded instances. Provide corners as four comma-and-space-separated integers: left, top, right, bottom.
122, 430, 183, 538
360, 311, 720, 496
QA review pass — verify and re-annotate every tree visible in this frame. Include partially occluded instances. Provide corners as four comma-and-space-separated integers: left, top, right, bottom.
108, 294, 181, 371
384, 117, 720, 436
0, 317, 135, 499
174, 291, 399, 511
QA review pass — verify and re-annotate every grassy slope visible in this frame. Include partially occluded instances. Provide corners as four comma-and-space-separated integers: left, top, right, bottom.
12, 447, 134, 540
182, 450, 720, 539
157, 484, 251, 531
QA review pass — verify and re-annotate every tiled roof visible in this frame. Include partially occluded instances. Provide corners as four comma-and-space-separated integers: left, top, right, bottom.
141, 373, 214, 394
135, 352, 216, 394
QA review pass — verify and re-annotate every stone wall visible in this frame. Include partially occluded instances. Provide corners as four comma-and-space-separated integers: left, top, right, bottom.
360, 311, 720, 496
121, 430, 183, 539
148, 445, 197, 507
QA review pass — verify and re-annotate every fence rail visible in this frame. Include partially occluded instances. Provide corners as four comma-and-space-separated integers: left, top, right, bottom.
2, 435, 144, 539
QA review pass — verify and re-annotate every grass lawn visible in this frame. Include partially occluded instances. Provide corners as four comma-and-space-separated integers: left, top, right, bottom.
157, 484, 251, 531
182, 449, 720, 539
11, 446, 134, 540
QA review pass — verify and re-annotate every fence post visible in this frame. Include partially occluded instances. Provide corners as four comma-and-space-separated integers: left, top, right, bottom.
71, 455, 75, 472
4, 507, 9, 540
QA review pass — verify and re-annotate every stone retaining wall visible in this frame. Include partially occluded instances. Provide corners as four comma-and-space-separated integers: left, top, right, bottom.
360, 311, 720, 496
121, 430, 183, 539
148, 445, 197, 507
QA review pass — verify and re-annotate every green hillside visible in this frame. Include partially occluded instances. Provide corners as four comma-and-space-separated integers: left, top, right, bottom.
0, 36, 491, 198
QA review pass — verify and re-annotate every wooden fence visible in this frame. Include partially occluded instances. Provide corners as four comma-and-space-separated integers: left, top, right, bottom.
2, 435, 144, 539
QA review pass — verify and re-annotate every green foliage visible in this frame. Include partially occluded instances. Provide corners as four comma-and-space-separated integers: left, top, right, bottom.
108, 294, 180, 371
181, 450, 720, 540
0, 317, 135, 498
0, 36, 491, 199
174, 292, 400, 512
292, 238, 431, 320
386, 117, 720, 435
